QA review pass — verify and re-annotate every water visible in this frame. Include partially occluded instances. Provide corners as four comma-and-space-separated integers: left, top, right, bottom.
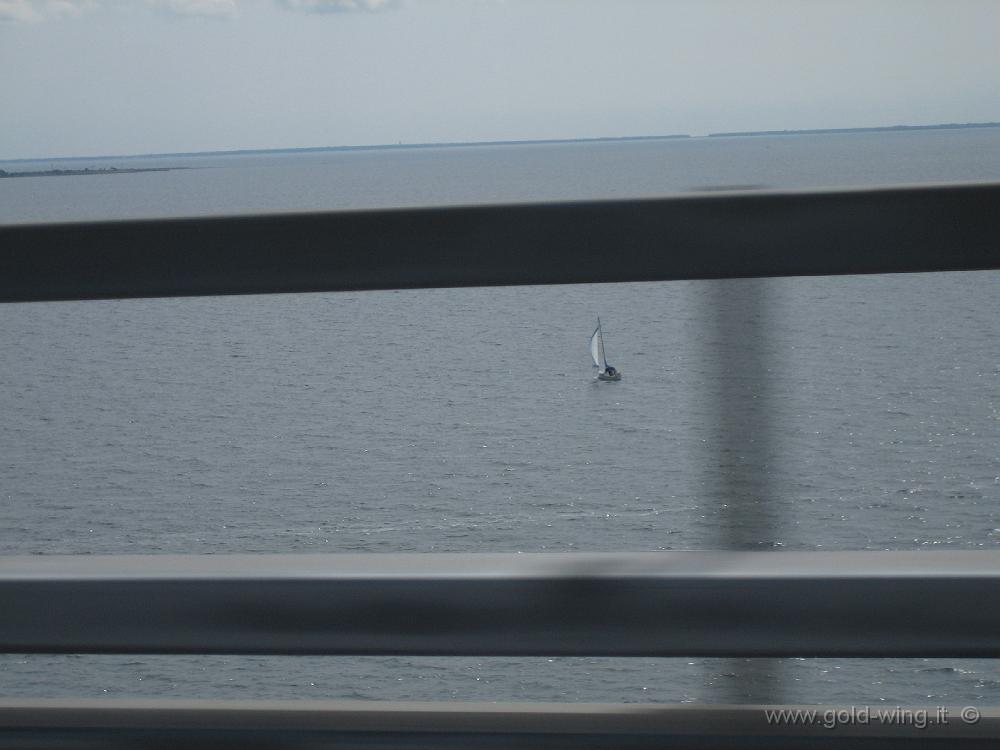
5, 129, 1000, 222
2, 129, 1000, 705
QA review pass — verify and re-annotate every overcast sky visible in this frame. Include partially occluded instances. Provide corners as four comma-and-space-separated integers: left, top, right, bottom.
2, 0, 999, 159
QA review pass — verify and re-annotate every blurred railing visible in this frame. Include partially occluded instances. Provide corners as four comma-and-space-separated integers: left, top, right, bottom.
2, 182, 1000, 747
2, 182, 999, 302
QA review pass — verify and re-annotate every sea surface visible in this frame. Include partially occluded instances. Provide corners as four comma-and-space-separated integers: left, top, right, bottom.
2, 129, 1000, 705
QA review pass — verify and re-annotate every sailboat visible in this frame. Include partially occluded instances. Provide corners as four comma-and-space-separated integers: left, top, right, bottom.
590, 318, 622, 381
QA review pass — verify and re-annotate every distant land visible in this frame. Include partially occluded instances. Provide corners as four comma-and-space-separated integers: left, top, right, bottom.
708, 122, 1000, 137
148, 133, 694, 160
0, 166, 182, 178
2, 122, 999, 166
0, 134, 691, 165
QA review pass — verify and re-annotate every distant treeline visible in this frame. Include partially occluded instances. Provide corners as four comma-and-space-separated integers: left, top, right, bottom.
708, 122, 1000, 137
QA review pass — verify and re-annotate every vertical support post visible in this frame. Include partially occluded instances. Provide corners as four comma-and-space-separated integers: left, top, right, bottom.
703, 278, 781, 702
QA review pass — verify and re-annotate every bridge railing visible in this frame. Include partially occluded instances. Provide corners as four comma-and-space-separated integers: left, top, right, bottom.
2, 182, 999, 303
2, 181, 1000, 747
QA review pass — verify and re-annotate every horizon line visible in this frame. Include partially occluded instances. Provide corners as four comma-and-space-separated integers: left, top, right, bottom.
3, 120, 999, 164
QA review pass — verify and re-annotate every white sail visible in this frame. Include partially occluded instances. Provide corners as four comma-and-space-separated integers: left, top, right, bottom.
590, 320, 606, 369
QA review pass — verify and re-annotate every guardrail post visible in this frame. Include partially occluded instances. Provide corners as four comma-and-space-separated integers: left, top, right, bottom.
706, 278, 781, 702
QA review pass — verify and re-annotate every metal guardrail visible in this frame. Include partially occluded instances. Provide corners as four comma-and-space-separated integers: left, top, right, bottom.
3, 699, 999, 749
1, 181, 999, 303
3, 552, 1000, 657
4, 182, 1000, 745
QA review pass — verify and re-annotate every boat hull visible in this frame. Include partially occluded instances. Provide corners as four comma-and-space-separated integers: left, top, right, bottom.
597, 371, 622, 381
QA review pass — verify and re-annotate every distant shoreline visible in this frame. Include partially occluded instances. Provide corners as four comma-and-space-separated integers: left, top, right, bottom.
0, 166, 182, 178
134, 133, 694, 159
707, 122, 1000, 138
2, 122, 999, 164
0, 135, 690, 165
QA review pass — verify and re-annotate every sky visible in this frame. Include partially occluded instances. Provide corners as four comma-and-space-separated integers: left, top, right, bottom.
1, 0, 999, 159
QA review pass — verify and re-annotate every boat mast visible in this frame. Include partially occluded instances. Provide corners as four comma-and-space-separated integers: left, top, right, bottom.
598, 317, 608, 369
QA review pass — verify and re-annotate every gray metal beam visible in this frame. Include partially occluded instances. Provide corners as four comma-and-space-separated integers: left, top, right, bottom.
3, 552, 1000, 657
2, 699, 999, 749
2, 181, 999, 303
